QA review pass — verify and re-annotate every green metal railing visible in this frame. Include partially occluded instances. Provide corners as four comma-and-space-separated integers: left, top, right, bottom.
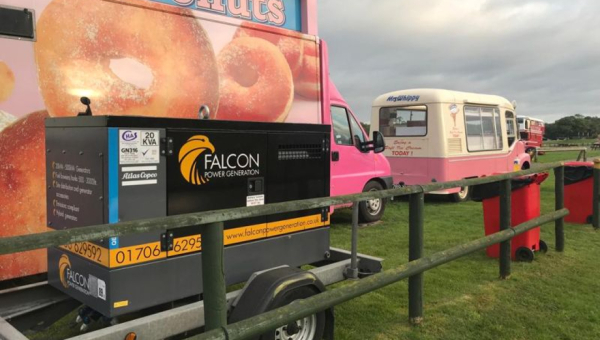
2, 161, 599, 339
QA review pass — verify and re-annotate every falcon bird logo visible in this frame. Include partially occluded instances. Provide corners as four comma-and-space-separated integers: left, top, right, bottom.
59, 254, 71, 289
179, 135, 216, 185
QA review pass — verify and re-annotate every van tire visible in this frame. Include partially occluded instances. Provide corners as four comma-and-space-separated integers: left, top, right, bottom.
451, 186, 470, 203
359, 181, 386, 223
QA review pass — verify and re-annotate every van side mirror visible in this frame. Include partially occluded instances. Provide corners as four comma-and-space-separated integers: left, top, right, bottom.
372, 131, 385, 153
356, 131, 385, 153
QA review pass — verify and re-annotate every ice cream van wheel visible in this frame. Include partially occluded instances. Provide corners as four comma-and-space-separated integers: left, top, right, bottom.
538, 240, 548, 253
515, 247, 535, 262
451, 186, 471, 203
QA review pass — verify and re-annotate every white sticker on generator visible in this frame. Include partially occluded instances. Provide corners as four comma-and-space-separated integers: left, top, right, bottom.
119, 130, 160, 165
247, 194, 265, 207
98, 278, 106, 300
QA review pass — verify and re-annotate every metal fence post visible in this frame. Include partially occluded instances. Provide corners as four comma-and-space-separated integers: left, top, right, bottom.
499, 179, 511, 279
201, 222, 227, 331
594, 159, 600, 229
554, 165, 565, 251
347, 202, 359, 279
408, 191, 424, 325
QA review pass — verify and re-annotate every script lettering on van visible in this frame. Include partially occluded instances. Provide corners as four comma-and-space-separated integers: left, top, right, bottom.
387, 95, 420, 102
154, 0, 291, 28
384, 139, 426, 157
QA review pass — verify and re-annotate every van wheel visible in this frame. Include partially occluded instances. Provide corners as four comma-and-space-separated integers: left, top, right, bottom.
264, 287, 326, 340
359, 181, 386, 223
451, 186, 470, 203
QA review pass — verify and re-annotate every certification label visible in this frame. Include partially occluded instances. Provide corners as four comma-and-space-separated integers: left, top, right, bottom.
119, 130, 160, 164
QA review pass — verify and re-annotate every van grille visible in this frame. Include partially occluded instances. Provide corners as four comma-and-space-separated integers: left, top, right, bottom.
447, 138, 462, 154
278, 144, 323, 161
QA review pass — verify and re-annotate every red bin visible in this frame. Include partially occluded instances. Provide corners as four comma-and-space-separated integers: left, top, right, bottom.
564, 161, 593, 224
472, 173, 549, 262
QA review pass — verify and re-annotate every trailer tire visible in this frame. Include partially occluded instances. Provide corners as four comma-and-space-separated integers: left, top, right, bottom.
451, 186, 471, 203
264, 287, 326, 340
228, 267, 333, 340
359, 181, 386, 223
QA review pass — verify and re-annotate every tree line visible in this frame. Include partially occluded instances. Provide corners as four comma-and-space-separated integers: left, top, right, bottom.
545, 114, 600, 140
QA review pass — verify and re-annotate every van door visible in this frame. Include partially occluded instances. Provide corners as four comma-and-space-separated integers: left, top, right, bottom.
330, 105, 372, 197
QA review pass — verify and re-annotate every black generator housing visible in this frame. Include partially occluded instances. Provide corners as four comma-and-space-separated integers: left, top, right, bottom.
45, 116, 331, 317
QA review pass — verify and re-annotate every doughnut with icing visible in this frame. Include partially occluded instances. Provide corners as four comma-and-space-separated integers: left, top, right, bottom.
216, 37, 293, 122
0, 111, 48, 280
34, 0, 219, 118
234, 22, 304, 78
294, 42, 321, 100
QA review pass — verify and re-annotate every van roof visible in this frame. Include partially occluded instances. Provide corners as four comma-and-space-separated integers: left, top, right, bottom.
373, 89, 514, 109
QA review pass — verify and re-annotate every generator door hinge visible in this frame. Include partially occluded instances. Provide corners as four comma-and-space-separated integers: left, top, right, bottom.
161, 137, 174, 156
321, 208, 329, 222
161, 232, 174, 251
323, 138, 330, 157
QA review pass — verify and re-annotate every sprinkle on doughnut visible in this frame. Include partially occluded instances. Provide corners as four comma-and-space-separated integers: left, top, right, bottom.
216, 37, 294, 122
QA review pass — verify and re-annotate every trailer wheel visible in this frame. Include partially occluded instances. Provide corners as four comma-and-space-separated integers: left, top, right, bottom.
267, 287, 326, 340
451, 186, 471, 203
359, 181, 386, 223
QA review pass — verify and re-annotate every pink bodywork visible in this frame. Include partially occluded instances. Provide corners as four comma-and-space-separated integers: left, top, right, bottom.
388, 143, 530, 193
320, 41, 391, 201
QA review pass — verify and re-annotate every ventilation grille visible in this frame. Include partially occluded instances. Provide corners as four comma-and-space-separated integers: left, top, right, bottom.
278, 144, 322, 161
447, 138, 463, 154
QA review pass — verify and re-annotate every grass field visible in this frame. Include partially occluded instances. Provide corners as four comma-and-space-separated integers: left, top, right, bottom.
329, 151, 600, 340
30, 150, 600, 339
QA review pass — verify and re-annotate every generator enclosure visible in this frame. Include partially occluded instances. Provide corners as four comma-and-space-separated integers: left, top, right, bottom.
46, 116, 331, 317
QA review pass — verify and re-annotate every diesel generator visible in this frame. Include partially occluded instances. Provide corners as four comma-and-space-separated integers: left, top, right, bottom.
46, 116, 333, 317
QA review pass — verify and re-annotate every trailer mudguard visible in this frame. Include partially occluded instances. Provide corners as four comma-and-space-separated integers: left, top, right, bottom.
229, 266, 334, 340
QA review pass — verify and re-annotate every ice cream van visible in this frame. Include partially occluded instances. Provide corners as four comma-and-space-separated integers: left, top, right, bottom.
371, 89, 530, 202
0, 0, 391, 282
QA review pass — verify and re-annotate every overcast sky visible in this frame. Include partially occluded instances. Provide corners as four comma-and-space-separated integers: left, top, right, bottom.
317, 0, 600, 124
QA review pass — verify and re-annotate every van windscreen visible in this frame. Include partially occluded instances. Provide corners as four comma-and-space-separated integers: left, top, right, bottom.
379, 106, 427, 137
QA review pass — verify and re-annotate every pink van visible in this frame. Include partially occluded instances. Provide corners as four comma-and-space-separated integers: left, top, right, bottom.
372, 89, 530, 202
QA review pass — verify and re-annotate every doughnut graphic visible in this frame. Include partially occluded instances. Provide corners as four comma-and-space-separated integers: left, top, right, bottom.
179, 135, 216, 185
0, 61, 15, 103
58, 254, 71, 289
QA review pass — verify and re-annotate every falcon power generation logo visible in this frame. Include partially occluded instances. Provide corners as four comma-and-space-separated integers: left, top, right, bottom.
179, 135, 260, 185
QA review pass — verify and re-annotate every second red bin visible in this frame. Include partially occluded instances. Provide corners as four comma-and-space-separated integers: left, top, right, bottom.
564, 161, 594, 224
472, 173, 549, 262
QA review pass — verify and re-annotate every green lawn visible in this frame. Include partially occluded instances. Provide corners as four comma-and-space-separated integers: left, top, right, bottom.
329, 154, 600, 340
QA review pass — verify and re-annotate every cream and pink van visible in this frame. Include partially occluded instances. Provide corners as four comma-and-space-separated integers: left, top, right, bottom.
371, 89, 530, 202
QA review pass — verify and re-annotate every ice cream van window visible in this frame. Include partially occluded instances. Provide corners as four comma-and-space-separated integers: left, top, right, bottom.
379, 106, 427, 137
465, 106, 503, 152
